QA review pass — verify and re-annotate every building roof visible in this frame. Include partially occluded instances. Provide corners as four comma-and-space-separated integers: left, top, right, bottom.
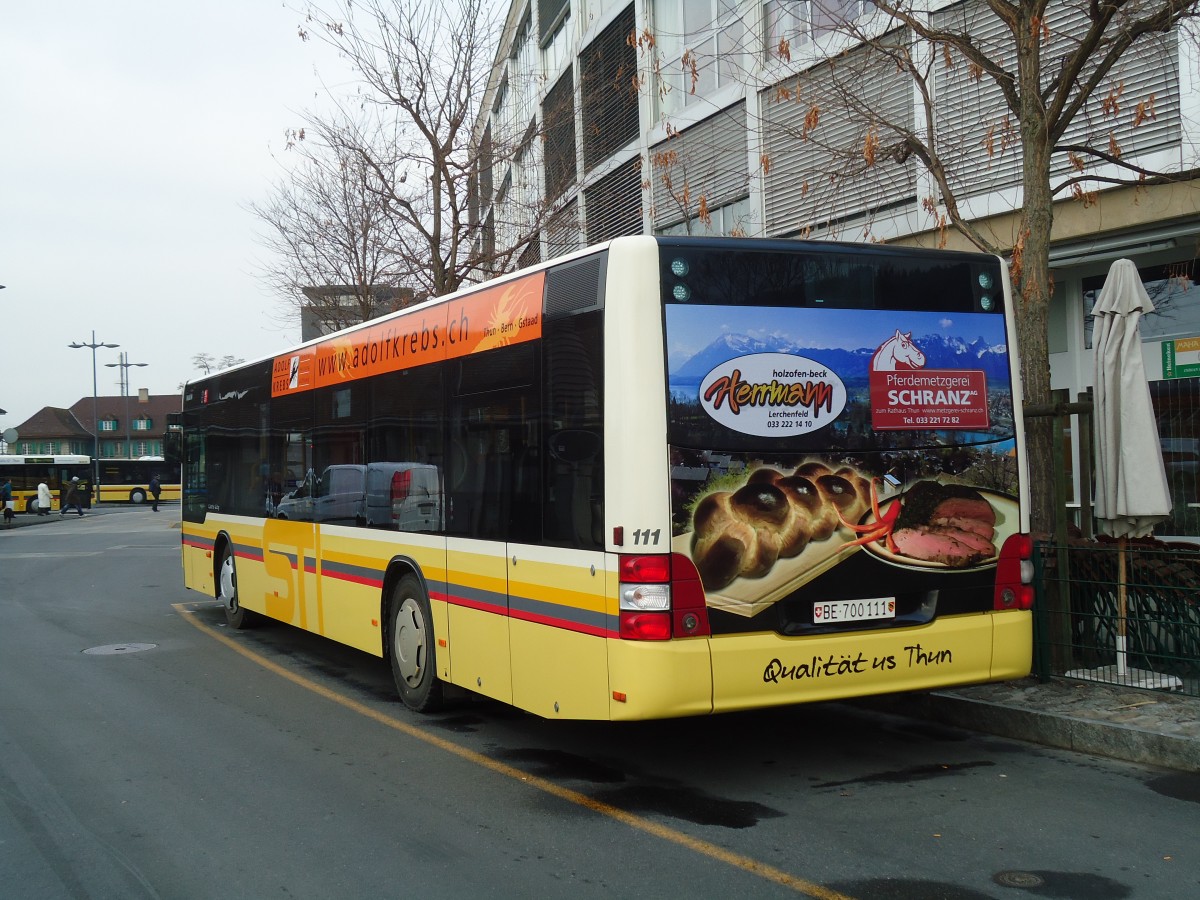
14, 406, 89, 439
13, 394, 182, 441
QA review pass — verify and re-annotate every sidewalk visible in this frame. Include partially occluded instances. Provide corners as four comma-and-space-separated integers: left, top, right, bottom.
862, 676, 1200, 773
3, 509, 94, 526
2, 506, 169, 529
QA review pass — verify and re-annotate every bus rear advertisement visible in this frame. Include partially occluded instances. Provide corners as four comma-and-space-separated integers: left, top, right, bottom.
179, 236, 1033, 720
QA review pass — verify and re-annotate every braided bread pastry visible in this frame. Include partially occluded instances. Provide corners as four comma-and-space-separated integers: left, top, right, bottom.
690, 462, 872, 591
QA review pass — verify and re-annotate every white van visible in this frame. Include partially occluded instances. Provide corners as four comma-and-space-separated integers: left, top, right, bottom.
275, 465, 365, 525
275, 462, 440, 531
364, 463, 441, 531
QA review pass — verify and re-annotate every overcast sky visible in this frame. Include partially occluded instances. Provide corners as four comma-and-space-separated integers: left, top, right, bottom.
1, 1, 348, 435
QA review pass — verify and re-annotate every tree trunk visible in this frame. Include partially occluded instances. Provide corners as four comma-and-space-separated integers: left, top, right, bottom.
1013, 8, 1057, 537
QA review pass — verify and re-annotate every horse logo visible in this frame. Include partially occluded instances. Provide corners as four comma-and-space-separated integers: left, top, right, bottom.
871, 330, 926, 371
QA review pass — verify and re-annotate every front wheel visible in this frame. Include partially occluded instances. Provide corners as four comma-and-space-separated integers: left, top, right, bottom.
388, 574, 443, 712
130, 489, 146, 504
217, 544, 254, 629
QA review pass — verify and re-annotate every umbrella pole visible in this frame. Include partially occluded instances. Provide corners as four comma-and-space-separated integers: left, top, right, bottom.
1116, 535, 1128, 678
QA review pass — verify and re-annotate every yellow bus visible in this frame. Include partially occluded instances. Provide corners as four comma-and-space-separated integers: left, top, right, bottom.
0, 454, 92, 513
95, 457, 180, 504
180, 236, 1033, 720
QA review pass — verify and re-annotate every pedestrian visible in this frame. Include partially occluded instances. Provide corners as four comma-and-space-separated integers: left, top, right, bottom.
150, 473, 162, 512
61, 477, 85, 517
37, 481, 53, 515
1, 478, 13, 527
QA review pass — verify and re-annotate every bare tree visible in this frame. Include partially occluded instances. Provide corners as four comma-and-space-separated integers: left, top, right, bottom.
191, 354, 246, 376
251, 118, 412, 333
285, 0, 552, 305
636, 0, 1200, 533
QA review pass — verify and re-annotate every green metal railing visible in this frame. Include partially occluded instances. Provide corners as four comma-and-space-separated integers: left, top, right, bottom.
1034, 538, 1200, 697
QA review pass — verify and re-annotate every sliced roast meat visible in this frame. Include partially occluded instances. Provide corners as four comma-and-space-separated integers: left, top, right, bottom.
929, 514, 996, 540
892, 526, 992, 566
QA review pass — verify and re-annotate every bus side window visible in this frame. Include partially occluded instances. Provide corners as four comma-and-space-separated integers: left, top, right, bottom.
542, 310, 603, 549
447, 345, 538, 542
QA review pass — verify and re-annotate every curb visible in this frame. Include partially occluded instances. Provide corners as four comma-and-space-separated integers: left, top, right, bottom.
864, 689, 1200, 773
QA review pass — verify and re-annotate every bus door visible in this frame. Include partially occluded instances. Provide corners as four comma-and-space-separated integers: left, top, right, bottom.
261, 417, 322, 633
444, 347, 540, 705
445, 413, 514, 705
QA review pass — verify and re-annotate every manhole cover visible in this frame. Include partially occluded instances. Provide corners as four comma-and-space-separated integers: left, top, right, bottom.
993, 871, 1045, 889
83, 643, 157, 655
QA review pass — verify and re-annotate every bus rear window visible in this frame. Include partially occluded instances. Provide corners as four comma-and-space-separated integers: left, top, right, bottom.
661, 241, 1013, 455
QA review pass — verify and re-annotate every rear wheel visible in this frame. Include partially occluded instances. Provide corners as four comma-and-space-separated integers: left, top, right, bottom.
217, 544, 254, 629
130, 489, 147, 504
388, 574, 443, 711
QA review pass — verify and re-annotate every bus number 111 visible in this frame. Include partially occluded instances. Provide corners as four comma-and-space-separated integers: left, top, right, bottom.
632, 529, 662, 546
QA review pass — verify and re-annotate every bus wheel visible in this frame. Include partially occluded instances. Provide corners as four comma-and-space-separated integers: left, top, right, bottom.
130, 489, 146, 504
217, 545, 254, 629
388, 574, 443, 712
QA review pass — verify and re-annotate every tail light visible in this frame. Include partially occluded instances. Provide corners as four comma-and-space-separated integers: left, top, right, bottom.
618, 553, 711, 640
391, 469, 412, 501
390, 470, 412, 525
994, 532, 1035, 610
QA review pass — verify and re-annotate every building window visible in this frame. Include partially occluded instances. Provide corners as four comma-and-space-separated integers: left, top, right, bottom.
99, 418, 118, 432
480, 124, 494, 211
538, 0, 569, 47
583, 158, 643, 243
543, 70, 577, 202
1081, 258, 1200, 538
1082, 260, 1200, 349
541, 7, 571, 73
656, 196, 754, 237
579, 5, 639, 173
134, 417, 153, 432
763, 0, 864, 60
655, 0, 746, 115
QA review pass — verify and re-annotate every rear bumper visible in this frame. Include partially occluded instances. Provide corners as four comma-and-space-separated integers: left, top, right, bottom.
708, 610, 1031, 713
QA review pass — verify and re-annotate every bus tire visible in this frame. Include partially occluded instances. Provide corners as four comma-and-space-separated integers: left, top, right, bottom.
217, 544, 255, 629
388, 574, 443, 712
130, 489, 147, 504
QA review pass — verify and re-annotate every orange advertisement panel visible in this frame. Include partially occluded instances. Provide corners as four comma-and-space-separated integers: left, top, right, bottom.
271, 271, 545, 397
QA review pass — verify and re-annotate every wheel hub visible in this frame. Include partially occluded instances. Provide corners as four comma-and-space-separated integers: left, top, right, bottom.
394, 599, 426, 686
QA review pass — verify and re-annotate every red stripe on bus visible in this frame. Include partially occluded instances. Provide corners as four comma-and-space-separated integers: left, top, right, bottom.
445, 592, 508, 617
510, 606, 612, 638
441, 591, 614, 639
323, 569, 384, 589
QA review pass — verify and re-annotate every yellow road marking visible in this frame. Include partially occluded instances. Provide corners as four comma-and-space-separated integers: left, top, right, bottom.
174, 601, 854, 899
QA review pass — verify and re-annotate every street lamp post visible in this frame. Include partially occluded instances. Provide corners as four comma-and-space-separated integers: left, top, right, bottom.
69, 332, 119, 502
105, 352, 149, 459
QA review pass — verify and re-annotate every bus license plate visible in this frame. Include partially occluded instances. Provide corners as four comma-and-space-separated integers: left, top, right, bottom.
813, 598, 896, 623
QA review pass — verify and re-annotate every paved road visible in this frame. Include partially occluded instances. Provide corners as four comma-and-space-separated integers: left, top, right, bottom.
2, 510, 1197, 899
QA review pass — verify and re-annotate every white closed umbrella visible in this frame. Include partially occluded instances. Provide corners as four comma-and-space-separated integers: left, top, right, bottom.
1092, 258, 1171, 536
1087, 258, 1177, 688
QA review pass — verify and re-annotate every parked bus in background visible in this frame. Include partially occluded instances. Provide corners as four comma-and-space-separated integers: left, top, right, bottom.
179, 236, 1034, 721
95, 457, 181, 504
0, 455, 92, 513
